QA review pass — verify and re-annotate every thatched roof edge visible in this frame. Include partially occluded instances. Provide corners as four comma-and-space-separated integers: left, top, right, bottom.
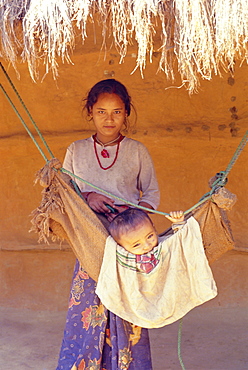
0, 0, 248, 92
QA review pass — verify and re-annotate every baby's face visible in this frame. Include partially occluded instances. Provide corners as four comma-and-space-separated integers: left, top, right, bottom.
117, 220, 158, 255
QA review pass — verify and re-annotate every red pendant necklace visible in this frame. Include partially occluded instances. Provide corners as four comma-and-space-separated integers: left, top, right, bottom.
93, 134, 124, 170
93, 134, 121, 158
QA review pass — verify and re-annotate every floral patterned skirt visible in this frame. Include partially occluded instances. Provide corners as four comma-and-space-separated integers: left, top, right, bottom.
56, 260, 153, 370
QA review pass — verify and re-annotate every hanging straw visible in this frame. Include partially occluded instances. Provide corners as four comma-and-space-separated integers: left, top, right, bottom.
1, 0, 248, 92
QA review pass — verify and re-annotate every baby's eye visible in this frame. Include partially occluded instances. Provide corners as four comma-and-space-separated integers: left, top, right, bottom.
133, 243, 140, 248
147, 233, 155, 239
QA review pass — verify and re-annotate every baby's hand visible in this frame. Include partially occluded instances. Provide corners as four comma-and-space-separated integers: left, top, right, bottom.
165, 210, 184, 223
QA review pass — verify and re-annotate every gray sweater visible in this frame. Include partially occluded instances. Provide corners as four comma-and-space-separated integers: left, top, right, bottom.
63, 136, 160, 209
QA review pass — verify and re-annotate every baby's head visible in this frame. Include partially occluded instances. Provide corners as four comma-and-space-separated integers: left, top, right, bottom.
108, 208, 158, 255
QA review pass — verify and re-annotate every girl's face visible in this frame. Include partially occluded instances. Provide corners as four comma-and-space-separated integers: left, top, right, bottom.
90, 93, 127, 143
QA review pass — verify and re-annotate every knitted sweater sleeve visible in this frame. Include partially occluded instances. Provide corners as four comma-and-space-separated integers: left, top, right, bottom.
136, 142, 160, 210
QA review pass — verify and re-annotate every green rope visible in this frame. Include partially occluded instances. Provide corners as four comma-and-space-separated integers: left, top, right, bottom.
224, 130, 248, 177
59, 129, 248, 216
0, 83, 50, 162
60, 167, 171, 215
178, 318, 186, 370
196, 129, 248, 203
0, 62, 54, 159
61, 168, 215, 216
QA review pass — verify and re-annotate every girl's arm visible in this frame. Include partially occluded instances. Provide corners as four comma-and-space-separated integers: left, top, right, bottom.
138, 201, 154, 211
137, 143, 160, 210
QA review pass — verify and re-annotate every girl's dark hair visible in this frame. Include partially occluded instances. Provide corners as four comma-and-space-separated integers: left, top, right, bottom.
108, 208, 153, 242
83, 79, 132, 116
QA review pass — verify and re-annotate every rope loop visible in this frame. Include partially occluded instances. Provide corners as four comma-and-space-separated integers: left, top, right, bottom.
209, 171, 228, 194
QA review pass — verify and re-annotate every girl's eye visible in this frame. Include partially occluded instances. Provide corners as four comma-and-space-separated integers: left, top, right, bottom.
98, 110, 105, 114
114, 110, 121, 114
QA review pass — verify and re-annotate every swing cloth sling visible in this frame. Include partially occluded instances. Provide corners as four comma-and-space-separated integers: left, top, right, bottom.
30, 157, 235, 284
29, 159, 236, 330
96, 217, 218, 329
29, 158, 235, 329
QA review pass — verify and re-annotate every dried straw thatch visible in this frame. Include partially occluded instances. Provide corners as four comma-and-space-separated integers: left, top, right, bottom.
1, 0, 248, 92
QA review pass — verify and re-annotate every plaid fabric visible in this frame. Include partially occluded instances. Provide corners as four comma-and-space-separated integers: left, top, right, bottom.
116, 244, 162, 274
136, 253, 159, 273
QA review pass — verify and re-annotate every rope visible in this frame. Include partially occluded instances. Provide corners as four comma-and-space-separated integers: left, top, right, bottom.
224, 130, 248, 177
197, 130, 248, 203
0, 62, 54, 160
60, 167, 171, 215
178, 318, 186, 370
62, 133, 248, 215
0, 83, 50, 162
61, 168, 215, 216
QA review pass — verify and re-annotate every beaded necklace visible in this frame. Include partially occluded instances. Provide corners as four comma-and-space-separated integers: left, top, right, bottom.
94, 134, 121, 158
93, 134, 124, 170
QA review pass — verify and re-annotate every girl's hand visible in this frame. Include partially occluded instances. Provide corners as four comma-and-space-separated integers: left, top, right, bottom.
165, 210, 184, 223
105, 204, 129, 222
86, 192, 116, 214
113, 205, 129, 213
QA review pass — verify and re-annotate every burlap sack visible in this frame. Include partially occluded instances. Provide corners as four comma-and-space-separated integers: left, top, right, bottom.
30, 159, 108, 282
159, 198, 235, 264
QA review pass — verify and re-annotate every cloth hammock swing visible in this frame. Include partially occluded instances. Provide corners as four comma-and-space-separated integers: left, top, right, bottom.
29, 158, 237, 283
30, 161, 238, 370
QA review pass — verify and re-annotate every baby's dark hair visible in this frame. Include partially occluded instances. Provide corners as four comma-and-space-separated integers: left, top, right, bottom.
108, 208, 153, 242
84, 79, 132, 116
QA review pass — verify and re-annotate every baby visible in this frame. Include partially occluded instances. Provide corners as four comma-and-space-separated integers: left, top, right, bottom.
108, 208, 185, 273
96, 208, 217, 328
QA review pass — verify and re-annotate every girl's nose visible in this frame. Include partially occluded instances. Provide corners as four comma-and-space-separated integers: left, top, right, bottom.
105, 113, 113, 122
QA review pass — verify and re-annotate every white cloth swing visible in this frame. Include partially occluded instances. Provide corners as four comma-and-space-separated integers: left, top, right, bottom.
96, 216, 218, 328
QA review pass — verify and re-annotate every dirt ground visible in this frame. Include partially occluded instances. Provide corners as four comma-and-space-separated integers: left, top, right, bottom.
1, 250, 248, 370
0, 305, 247, 370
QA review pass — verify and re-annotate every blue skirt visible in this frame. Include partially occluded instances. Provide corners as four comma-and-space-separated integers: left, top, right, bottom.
56, 260, 153, 370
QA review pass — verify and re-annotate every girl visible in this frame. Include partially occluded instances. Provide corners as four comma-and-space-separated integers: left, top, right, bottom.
56, 79, 160, 370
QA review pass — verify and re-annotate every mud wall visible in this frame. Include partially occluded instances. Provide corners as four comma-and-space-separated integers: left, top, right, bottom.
0, 27, 248, 310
